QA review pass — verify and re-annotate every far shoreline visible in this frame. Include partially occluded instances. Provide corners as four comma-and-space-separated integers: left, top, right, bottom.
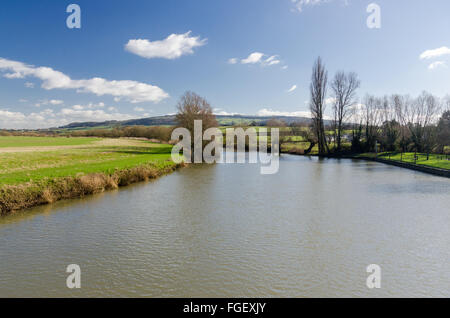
281, 150, 450, 179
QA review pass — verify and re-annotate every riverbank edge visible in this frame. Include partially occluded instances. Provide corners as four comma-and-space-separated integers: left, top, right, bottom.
297, 151, 450, 178
0, 161, 185, 216
347, 155, 450, 178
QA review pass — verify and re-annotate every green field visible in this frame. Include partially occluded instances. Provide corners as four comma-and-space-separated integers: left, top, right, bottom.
0, 137, 176, 185
0, 136, 102, 148
358, 152, 450, 170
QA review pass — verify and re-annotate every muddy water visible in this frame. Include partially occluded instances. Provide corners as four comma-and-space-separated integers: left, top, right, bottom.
0, 155, 449, 297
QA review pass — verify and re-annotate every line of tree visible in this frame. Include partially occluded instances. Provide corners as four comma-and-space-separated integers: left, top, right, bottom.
351, 92, 449, 156
309, 57, 450, 156
67, 125, 175, 141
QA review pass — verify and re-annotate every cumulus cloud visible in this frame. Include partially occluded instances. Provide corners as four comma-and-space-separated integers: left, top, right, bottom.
257, 108, 312, 118
125, 31, 206, 60
291, 0, 331, 12
24, 82, 34, 88
420, 46, 450, 60
213, 108, 238, 116
0, 109, 26, 122
0, 104, 138, 129
0, 108, 55, 129
230, 52, 284, 68
257, 108, 333, 120
35, 99, 64, 107
242, 52, 265, 64
0, 57, 169, 103
59, 108, 135, 123
70, 102, 105, 110
133, 106, 145, 112
287, 85, 297, 93
428, 61, 447, 70
50, 99, 64, 105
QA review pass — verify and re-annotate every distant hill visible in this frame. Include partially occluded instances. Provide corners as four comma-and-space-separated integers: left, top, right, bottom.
58, 114, 317, 130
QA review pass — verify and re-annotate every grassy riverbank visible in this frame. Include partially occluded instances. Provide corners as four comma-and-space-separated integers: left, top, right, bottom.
356, 152, 450, 170
0, 136, 182, 215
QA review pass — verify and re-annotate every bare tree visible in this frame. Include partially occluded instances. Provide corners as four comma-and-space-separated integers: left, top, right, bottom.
436, 110, 450, 154
362, 95, 382, 152
300, 127, 318, 155
175, 91, 218, 161
445, 95, 450, 112
331, 71, 360, 152
266, 119, 287, 127
379, 95, 400, 151
393, 94, 413, 152
404, 91, 440, 153
309, 57, 329, 155
349, 101, 364, 152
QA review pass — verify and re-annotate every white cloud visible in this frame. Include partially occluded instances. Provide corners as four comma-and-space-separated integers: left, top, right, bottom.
241, 52, 265, 64
232, 52, 284, 68
324, 97, 336, 105
71, 102, 105, 110
59, 108, 135, 122
134, 106, 145, 112
287, 85, 297, 93
428, 61, 447, 70
257, 108, 312, 118
0, 108, 55, 129
49, 99, 64, 105
34, 99, 64, 107
291, 0, 330, 12
24, 82, 34, 88
0, 57, 169, 103
0, 105, 139, 129
257, 108, 333, 120
0, 109, 26, 122
420, 46, 450, 60
213, 108, 238, 116
125, 31, 206, 60
264, 55, 281, 66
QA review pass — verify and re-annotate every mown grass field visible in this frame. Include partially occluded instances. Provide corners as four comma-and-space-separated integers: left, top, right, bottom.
0, 136, 101, 148
0, 136, 182, 214
358, 152, 450, 170
0, 136, 176, 185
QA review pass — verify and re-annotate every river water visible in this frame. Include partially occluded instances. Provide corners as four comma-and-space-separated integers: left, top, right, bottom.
0, 155, 449, 297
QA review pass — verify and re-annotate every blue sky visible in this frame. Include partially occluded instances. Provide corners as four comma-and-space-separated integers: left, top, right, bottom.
0, 0, 449, 128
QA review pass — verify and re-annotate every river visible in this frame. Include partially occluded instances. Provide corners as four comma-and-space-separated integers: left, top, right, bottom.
0, 155, 449, 297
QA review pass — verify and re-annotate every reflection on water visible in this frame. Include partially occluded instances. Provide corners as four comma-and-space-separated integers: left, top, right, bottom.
0, 155, 449, 297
